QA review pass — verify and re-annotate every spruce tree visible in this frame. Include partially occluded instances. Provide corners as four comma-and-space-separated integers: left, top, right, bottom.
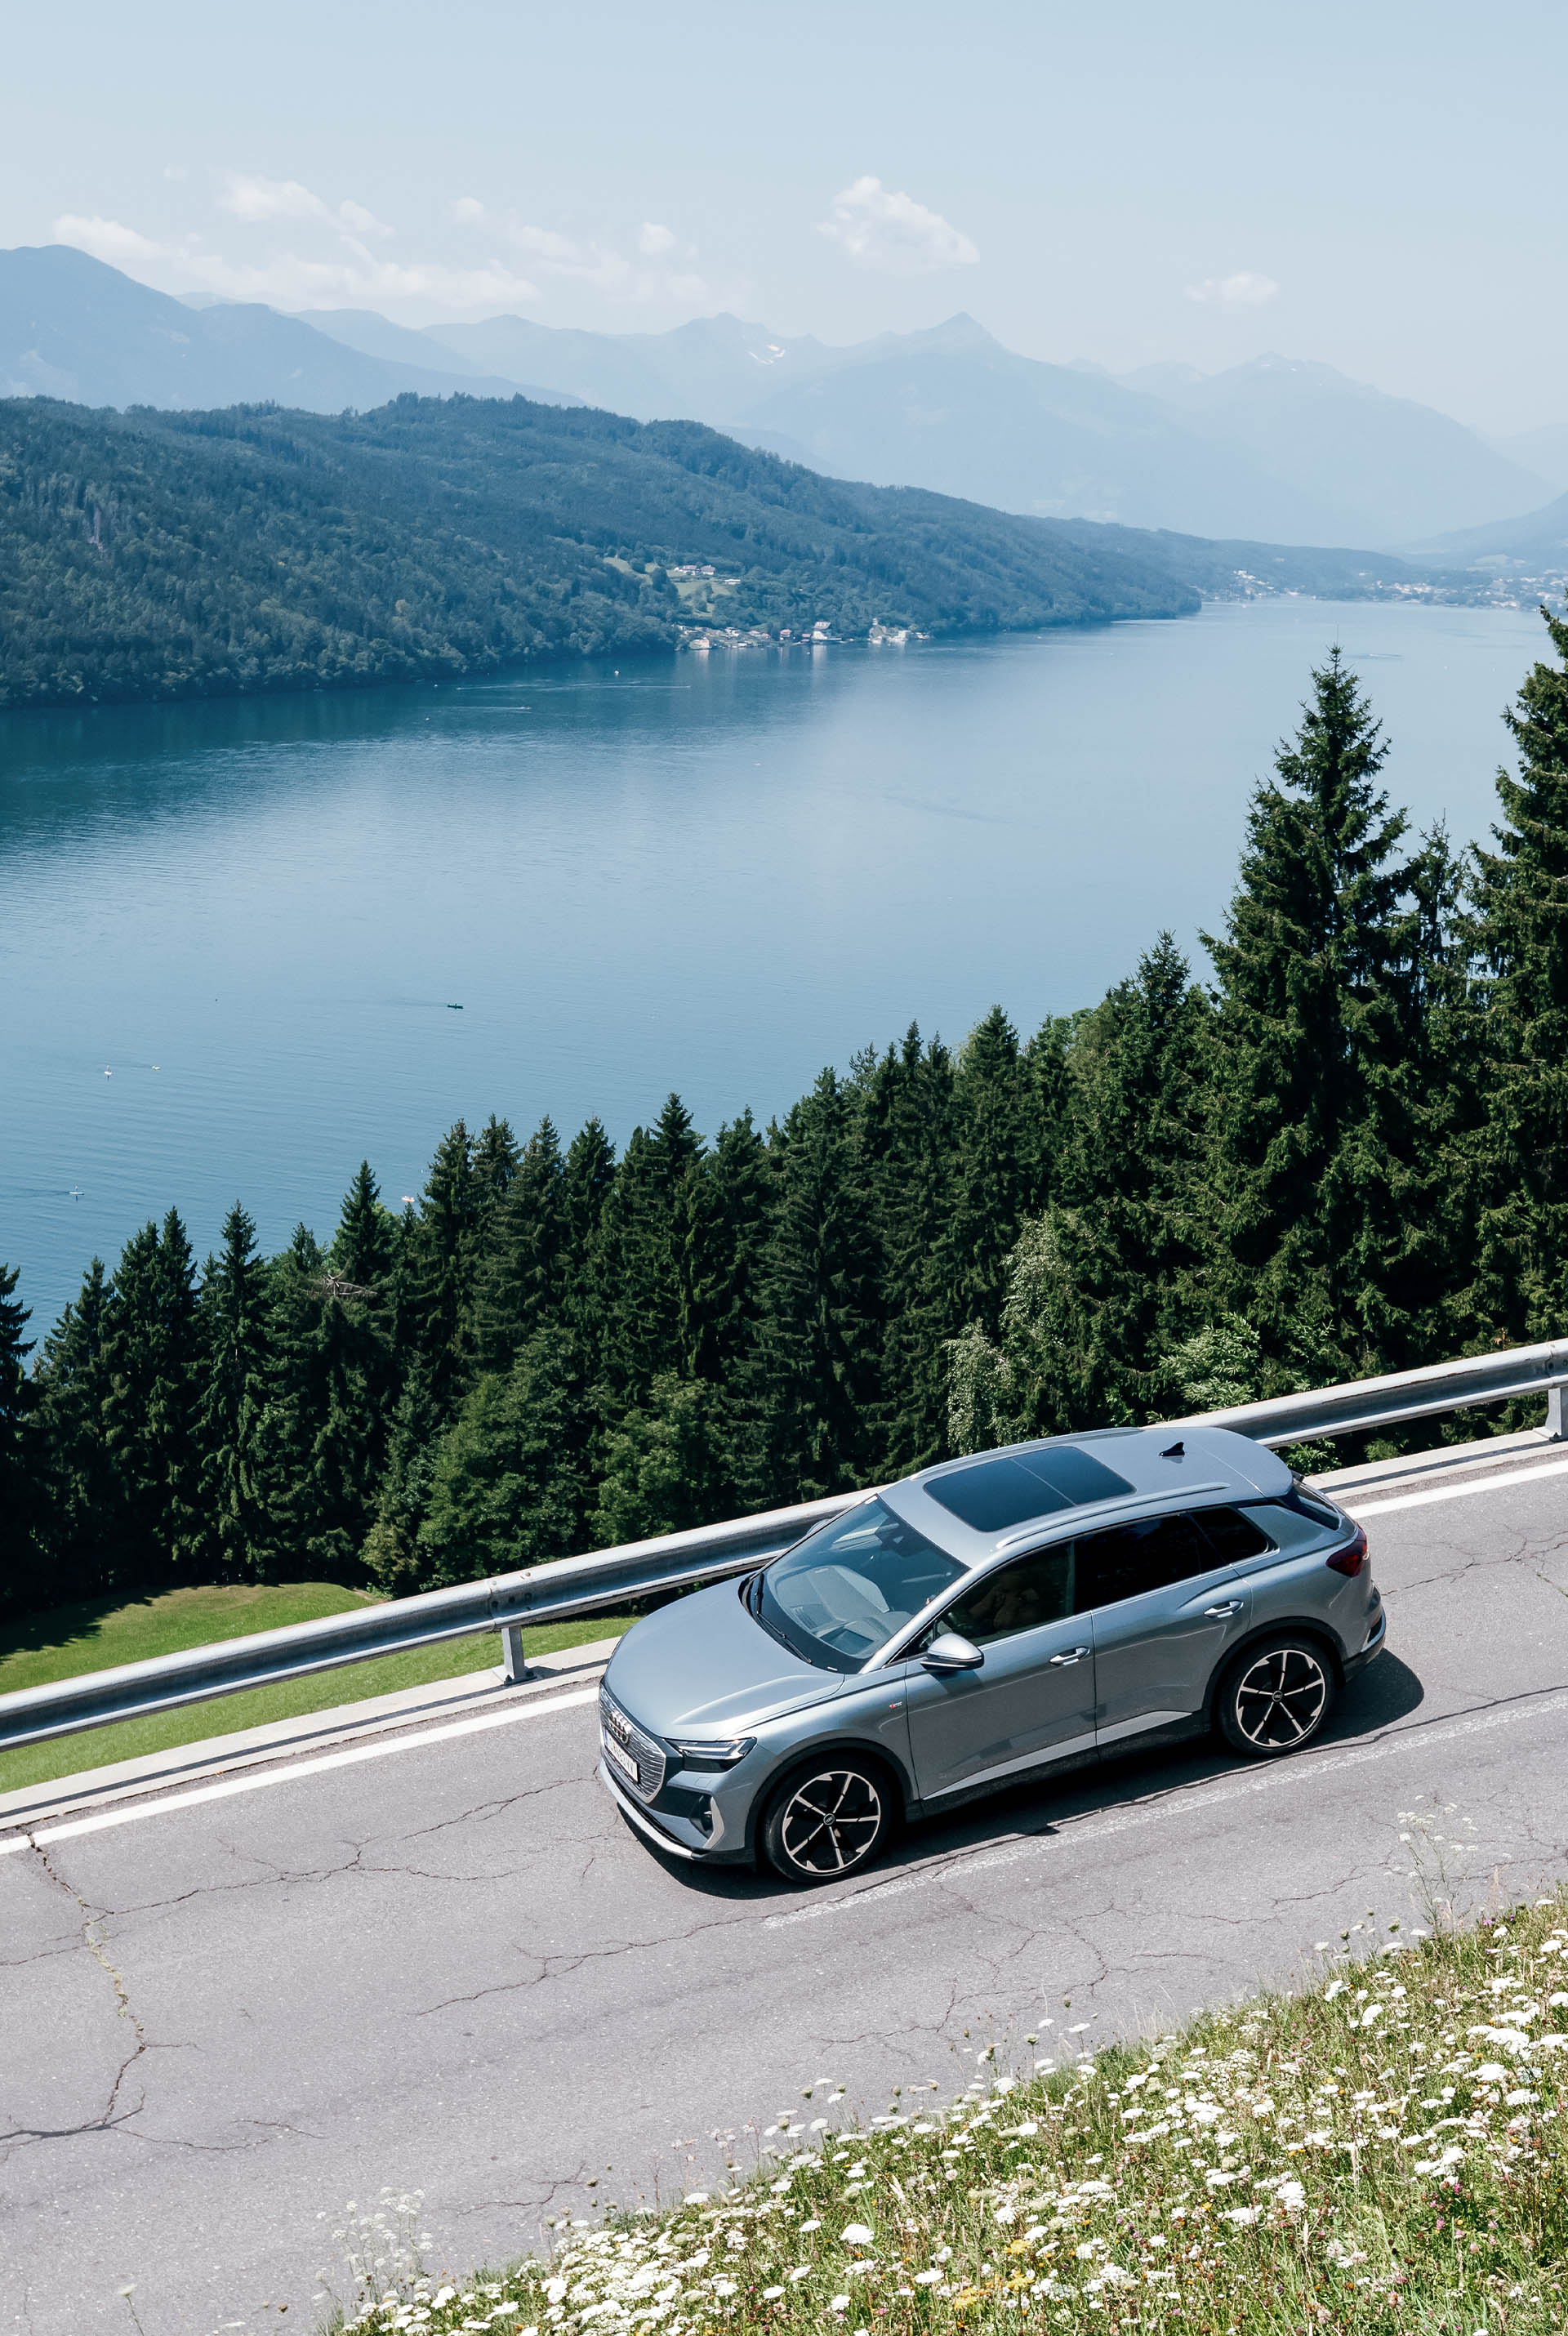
410, 1121, 479, 1423
416, 1327, 590, 1585
474, 1117, 568, 1372
1204, 650, 1431, 1377
0, 1264, 36, 1603
597, 1094, 702, 1404
941, 1006, 1048, 1338
860, 1026, 959, 1473
103, 1211, 206, 1579
750, 1071, 884, 1504
1470, 606, 1568, 1339
198, 1204, 275, 1579
267, 1224, 390, 1576
331, 1161, 394, 1289
28, 1259, 122, 1605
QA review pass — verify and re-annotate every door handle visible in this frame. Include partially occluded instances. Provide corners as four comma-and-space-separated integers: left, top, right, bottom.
1049, 1646, 1091, 1665
1204, 1600, 1244, 1618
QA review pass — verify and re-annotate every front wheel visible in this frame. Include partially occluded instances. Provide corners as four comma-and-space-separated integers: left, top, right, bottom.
760, 1758, 893, 1884
1217, 1637, 1337, 1759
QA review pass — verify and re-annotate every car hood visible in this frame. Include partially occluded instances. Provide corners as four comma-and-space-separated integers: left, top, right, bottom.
603, 1579, 846, 1737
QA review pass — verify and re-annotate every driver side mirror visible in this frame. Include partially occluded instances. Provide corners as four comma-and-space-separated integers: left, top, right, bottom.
921, 1630, 984, 1674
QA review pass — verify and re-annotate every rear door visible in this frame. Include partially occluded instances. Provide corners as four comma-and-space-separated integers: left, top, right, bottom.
903, 1542, 1097, 1803
1079, 1509, 1264, 1745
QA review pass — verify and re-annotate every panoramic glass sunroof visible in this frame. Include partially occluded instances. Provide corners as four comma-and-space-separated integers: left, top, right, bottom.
924, 1446, 1134, 1534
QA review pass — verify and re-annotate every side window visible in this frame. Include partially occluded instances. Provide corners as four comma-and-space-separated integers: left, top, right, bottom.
1196, 1506, 1273, 1563
1073, 1513, 1217, 1611
938, 1545, 1075, 1646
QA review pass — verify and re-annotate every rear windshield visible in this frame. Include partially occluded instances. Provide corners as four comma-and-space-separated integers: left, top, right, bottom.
760, 1499, 964, 1672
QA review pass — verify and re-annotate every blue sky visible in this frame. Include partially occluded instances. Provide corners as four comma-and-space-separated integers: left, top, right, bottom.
4, 0, 1564, 433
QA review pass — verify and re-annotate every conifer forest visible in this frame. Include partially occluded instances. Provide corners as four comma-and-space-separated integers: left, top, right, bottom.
4, 613, 1568, 1624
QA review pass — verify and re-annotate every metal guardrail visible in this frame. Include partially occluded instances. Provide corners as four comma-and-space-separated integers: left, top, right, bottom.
2, 1335, 1563, 1758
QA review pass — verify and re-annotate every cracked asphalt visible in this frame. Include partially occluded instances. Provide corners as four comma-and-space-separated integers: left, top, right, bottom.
4, 1457, 1568, 2336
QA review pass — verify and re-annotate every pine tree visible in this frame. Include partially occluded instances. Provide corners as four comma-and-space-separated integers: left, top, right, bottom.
559, 1117, 617, 1381
416, 1327, 591, 1585
330, 1161, 394, 1289
1204, 650, 1431, 1378
474, 1117, 568, 1373
590, 1371, 727, 1546
1045, 934, 1218, 1417
198, 1204, 275, 1579
597, 1094, 702, 1404
941, 1006, 1049, 1338
0, 1264, 36, 1603
266, 1225, 390, 1576
681, 1110, 773, 1384
859, 1027, 959, 1473
27, 1259, 122, 1606
1469, 606, 1568, 1340
750, 1071, 884, 1504
103, 1211, 206, 1579
409, 1121, 479, 1423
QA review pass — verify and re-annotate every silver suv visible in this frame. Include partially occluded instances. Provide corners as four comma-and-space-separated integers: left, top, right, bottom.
597, 1425, 1383, 1884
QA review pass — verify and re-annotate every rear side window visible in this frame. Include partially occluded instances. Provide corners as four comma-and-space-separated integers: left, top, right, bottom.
1073, 1512, 1218, 1610
1196, 1507, 1273, 1563
938, 1545, 1076, 1645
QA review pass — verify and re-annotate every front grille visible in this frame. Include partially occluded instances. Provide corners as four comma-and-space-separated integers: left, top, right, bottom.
599, 1685, 666, 1804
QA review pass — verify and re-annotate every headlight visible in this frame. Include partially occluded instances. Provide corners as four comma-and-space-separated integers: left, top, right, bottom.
668, 1736, 755, 1771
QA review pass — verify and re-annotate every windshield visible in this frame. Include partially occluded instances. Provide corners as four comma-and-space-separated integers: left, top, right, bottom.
760, 1498, 964, 1672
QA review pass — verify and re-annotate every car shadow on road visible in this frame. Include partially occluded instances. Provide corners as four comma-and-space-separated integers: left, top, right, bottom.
633, 1652, 1428, 1908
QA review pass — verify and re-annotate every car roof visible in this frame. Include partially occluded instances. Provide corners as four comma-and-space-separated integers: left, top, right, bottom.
878, 1424, 1293, 1569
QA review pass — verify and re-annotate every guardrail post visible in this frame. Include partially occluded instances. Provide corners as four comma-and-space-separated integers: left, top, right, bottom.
1548, 1383, 1565, 1442
499, 1624, 531, 1684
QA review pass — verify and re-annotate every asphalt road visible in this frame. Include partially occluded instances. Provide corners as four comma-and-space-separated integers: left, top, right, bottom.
5, 1448, 1568, 2336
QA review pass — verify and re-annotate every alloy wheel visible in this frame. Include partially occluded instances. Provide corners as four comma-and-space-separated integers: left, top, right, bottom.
777, 1768, 884, 1876
1232, 1646, 1328, 1749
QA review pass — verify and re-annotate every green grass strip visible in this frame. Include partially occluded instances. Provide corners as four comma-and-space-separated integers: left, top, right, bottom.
0, 1583, 630, 1798
322, 1868, 1568, 2334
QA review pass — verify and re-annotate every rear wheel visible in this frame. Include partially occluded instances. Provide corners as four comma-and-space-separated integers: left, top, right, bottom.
760, 1757, 892, 1884
1218, 1637, 1336, 1759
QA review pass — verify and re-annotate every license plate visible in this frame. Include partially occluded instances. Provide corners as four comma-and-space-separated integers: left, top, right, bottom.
604, 1729, 639, 1786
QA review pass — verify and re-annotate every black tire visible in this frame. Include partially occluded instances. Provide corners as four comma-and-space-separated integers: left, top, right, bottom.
760, 1756, 893, 1884
1217, 1635, 1337, 1759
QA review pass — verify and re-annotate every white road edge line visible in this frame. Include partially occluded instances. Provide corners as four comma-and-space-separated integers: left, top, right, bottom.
0, 1686, 601, 1857
764, 1683, 1568, 1928
1344, 1453, 1568, 1517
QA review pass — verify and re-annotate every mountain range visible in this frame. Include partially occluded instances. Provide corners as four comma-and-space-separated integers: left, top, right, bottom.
2, 242, 1562, 552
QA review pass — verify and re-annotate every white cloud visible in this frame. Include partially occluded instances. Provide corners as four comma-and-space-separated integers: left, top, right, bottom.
638, 221, 676, 256
451, 196, 487, 224
53, 214, 166, 265
51, 210, 539, 313
220, 173, 393, 241
1184, 270, 1280, 307
817, 175, 978, 273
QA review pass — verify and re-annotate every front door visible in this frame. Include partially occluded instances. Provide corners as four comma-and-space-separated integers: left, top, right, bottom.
904, 1542, 1098, 1803
1077, 1509, 1256, 1746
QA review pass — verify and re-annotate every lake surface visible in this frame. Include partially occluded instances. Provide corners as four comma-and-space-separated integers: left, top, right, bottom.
0, 598, 1550, 1332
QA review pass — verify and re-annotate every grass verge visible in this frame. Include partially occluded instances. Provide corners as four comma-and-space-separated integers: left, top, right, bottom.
0, 1583, 630, 1799
324, 1858, 1568, 2334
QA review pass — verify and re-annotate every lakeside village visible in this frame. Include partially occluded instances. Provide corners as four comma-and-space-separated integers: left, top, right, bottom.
660, 559, 926, 649
682, 617, 925, 649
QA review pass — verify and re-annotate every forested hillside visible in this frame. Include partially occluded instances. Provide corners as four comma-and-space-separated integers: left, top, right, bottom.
0, 393, 1194, 710
4, 614, 1568, 1620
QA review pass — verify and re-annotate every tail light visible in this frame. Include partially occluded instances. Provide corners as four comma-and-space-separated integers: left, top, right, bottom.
1326, 1526, 1368, 1578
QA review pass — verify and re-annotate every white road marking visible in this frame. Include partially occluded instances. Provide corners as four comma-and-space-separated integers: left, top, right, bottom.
0, 1686, 600, 1857
1345, 1455, 1568, 1518
764, 1685, 1568, 1929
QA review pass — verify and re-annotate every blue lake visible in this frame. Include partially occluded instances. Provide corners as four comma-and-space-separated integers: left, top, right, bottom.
0, 598, 1549, 1331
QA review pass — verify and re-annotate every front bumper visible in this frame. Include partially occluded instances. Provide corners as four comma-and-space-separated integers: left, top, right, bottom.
596, 1758, 754, 1866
